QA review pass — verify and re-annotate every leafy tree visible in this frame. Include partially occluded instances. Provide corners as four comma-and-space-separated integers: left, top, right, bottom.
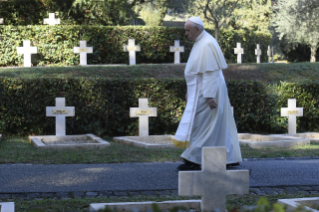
230, 0, 272, 34
186, 0, 246, 41
273, 0, 319, 62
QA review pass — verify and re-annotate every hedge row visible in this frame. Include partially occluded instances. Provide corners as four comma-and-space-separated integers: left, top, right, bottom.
0, 78, 318, 136
0, 25, 272, 66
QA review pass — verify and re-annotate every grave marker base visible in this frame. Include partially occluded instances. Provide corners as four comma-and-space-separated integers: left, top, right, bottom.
114, 135, 175, 149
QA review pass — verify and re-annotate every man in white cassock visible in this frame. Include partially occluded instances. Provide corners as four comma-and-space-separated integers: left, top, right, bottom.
173, 17, 242, 171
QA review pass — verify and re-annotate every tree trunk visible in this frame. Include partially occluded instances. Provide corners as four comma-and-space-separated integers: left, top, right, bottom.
310, 42, 317, 62
215, 26, 219, 41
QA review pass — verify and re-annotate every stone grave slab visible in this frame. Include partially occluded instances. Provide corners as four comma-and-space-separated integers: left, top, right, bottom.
238, 133, 309, 148
179, 147, 249, 212
114, 135, 175, 149
0, 202, 15, 212
29, 134, 110, 149
294, 133, 319, 142
90, 200, 201, 212
278, 197, 319, 212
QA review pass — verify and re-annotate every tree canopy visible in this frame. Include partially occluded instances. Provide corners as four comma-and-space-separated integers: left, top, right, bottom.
273, 0, 319, 62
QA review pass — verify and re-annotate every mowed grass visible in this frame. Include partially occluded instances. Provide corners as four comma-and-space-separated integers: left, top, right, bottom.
1, 136, 319, 164
11, 193, 319, 212
0, 62, 319, 82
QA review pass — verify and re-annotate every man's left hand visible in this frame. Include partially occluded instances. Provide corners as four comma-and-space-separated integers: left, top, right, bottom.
207, 98, 217, 109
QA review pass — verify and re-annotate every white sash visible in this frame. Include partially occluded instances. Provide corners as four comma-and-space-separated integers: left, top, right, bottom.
173, 74, 201, 147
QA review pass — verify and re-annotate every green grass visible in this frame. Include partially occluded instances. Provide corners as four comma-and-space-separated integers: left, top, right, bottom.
0, 136, 184, 164
9, 193, 319, 212
1, 136, 319, 164
1, 62, 319, 83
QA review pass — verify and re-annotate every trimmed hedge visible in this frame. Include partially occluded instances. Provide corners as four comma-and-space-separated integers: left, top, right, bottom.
0, 25, 272, 66
0, 77, 319, 136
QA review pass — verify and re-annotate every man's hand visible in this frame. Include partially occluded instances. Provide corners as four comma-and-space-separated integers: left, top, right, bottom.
185, 93, 188, 101
207, 98, 217, 109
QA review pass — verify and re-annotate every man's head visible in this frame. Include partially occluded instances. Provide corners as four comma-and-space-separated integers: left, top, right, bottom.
184, 17, 204, 42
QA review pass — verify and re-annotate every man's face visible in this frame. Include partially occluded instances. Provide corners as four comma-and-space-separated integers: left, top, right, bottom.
185, 21, 200, 42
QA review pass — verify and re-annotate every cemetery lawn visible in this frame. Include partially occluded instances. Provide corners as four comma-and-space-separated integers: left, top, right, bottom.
1, 136, 319, 164
1, 62, 319, 82
11, 193, 319, 211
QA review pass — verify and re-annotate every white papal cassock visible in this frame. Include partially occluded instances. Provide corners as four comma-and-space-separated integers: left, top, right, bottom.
173, 30, 242, 165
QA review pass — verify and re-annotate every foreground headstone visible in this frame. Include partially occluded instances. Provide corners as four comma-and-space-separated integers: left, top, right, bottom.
255, 44, 262, 63
43, 13, 60, 25
16, 40, 37, 67
179, 147, 249, 212
123, 39, 140, 65
170, 40, 184, 64
0, 18, 3, 24
234, 42, 244, 64
281, 99, 303, 135
130, 98, 157, 136
0, 202, 15, 212
46, 97, 75, 136
74, 40, 93, 65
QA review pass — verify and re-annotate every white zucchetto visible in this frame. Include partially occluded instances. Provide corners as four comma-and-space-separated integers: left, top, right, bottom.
188, 17, 203, 26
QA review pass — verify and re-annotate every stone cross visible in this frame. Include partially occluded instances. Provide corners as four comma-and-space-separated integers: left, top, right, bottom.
234, 43, 244, 64
0, 18, 3, 24
179, 147, 249, 212
74, 40, 93, 65
46, 97, 75, 136
255, 44, 262, 64
267, 45, 272, 63
123, 39, 141, 65
43, 13, 60, 25
16, 40, 37, 67
130, 98, 157, 136
170, 40, 184, 64
281, 99, 303, 135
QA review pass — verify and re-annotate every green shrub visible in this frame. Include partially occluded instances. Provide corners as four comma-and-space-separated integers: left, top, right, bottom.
0, 25, 271, 67
0, 77, 318, 136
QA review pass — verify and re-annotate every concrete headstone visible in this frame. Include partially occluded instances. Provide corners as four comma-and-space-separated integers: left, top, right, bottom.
123, 39, 140, 65
170, 40, 184, 64
255, 44, 262, 64
130, 98, 157, 136
234, 42, 244, 64
281, 99, 303, 135
74, 40, 93, 65
43, 13, 60, 25
179, 147, 249, 212
16, 40, 37, 67
46, 97, 75, 136
267, 45, 273, 63
0, 18, 3, 24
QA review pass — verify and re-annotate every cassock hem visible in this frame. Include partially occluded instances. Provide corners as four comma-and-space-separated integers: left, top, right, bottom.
172, 138, 189, 148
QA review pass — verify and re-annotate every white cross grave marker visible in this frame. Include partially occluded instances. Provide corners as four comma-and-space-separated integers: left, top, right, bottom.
179, 147, 249, 212
267, 45, 272, 63
43, 13, 60, 26
74, 40, 93, 65
123, 39, 141, 65
17, 40, 37, 67
0, 18, 3, 24
46, 97, 75, 136
234, 42, 244, 64
281, 99, 303, 135
130, 98, 157, 136
170, 40, 184, 64
255, 44, 262, 64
